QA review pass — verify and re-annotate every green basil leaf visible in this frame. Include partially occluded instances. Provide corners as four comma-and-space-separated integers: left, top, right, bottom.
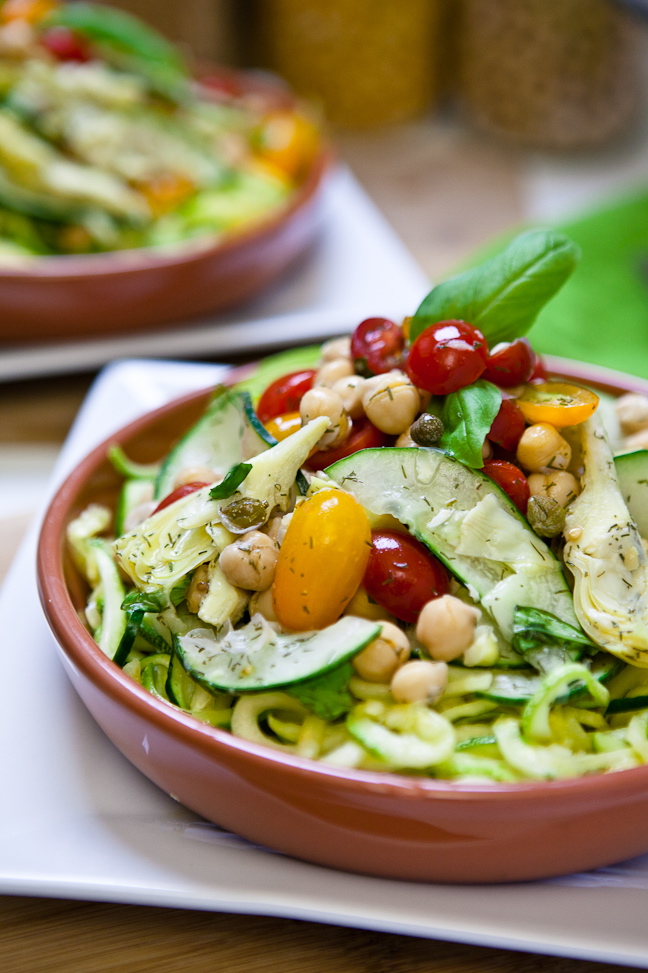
512, 606, 596, 674
287, 662, 354, 721
209, 462, 252, 500
410, 229, 581, 346
439, 380, 501, 469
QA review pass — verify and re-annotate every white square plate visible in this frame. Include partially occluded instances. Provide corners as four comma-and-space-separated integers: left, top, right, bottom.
4, 358, 648, 969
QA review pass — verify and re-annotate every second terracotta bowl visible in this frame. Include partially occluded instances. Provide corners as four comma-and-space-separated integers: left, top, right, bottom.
36, 357, 648, 883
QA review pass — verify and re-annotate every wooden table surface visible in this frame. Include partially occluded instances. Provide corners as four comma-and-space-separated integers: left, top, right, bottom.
0, 120, 638, 973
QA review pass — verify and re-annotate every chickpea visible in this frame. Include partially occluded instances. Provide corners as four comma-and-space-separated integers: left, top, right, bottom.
299, 387, 350, 449
527, 470, 580, 507
623, 428, 648, 451
218, 531, 278, 591
320, 336, 351, 364
186, 563, 210, 613
315, 358, 355, 388
362, 372, 420, 435
344, 585, 396, 623
390, 660, 448, 704
352, 621, 410, 683
331, 374, 366, 419
395, 429, 415, 447
615, 393, 648, 435
416, 595, 480, 662
482, 439, 493, 462
248, 586, 278, 622
516, 423, 571, 473
264, 511, 293, 545
174, 465, 220, 488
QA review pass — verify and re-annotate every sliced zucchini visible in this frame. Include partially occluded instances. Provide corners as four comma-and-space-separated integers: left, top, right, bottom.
114, 477, 155, 537
175, 615, 381, 693
326, 447, 577, 640
614, 450, 648, 540
154, 387, 275, 500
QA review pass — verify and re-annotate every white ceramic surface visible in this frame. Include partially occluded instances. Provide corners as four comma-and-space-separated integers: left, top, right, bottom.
3, 358, 648, 967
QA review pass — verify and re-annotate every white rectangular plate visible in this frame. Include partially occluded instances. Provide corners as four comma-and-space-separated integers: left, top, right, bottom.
4, 358, 648, 968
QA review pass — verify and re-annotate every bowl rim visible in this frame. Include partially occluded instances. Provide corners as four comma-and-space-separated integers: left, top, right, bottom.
36, 355, 648, 805
0, 68, 333, 280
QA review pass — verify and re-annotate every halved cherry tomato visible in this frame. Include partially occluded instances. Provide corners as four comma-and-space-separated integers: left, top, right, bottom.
264, 410, 302, 442
351, 317, 405, 377
40, 25, 91, 61
304, 418, 390, 471
482, 460, 529, 514
152, 482, 209, 515
362, 530, 450, 624
272, 489, 372, 630
487, 397, 526, 452
529, 356, 548, 383
483, 338, 535, 387
406, 320, 489, 395
256, 369, 316, 423
516, 382, 599, 428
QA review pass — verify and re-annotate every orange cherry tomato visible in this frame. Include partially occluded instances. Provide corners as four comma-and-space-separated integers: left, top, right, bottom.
273, 489, 372, 631
516, 382, 599, 428
2, 0, 57, 23
136, 173, 195, 217
264, 410, 302, 442
254, 109, 320, 181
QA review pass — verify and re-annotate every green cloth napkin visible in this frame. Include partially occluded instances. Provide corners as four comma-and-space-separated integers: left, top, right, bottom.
521, 189, 648, 378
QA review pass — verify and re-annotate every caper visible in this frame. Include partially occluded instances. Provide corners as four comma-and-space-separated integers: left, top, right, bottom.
220, 497, 268, 533
527, 495, 566, 538
410, 412, 444, 446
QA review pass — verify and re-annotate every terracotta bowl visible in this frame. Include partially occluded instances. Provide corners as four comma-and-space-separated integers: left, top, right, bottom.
0, 73, 331, 343
36, 357, 648, 884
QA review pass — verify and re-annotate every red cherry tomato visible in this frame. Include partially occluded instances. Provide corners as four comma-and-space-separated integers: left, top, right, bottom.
362, 530, 450, 624
152, 482, 209, 515
487, 397, 526, 452
305, 418, 390, 471
40, 26, 91, 61
482, 460, 530, 514
350, 317, 405, 377
483, 338, 535, 387
406, 320, 489, 395
529, 355, 548, 383
198, 70, 244, 99
256, 369, 316, 423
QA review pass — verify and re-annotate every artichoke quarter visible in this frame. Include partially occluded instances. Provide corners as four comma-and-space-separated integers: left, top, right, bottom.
563, 413, 648, 666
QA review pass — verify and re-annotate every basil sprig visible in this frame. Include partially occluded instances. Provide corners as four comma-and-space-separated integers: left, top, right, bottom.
209, 462, 252, 500
438, 380, 501, 469
410, 229, 581, 346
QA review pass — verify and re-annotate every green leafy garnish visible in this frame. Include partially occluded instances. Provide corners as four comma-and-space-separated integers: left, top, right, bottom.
45, 2, 189, 100
209, 462, 252, 500
287, 663, 354, 721
410, 229, 581, 346
439, 380, 501, 469
512, 606, 596, 674
113, 589, 168, 666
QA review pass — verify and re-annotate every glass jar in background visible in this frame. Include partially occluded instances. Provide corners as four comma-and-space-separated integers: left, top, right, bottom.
457, 0, 639, 149
257, 0, 442, 128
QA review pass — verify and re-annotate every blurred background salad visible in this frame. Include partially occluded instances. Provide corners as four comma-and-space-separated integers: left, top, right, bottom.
0, 0, 320, 257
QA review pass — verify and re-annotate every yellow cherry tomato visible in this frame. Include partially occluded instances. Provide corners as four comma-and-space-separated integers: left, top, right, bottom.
1, 0, 58, 23
273, 489, 372, 631
264, 410, 302, 442
254, 109, 320, 181
516, 382, 599, 428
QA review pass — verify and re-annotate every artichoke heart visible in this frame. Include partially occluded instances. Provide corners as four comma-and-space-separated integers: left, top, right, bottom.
564, 413, 648, 665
